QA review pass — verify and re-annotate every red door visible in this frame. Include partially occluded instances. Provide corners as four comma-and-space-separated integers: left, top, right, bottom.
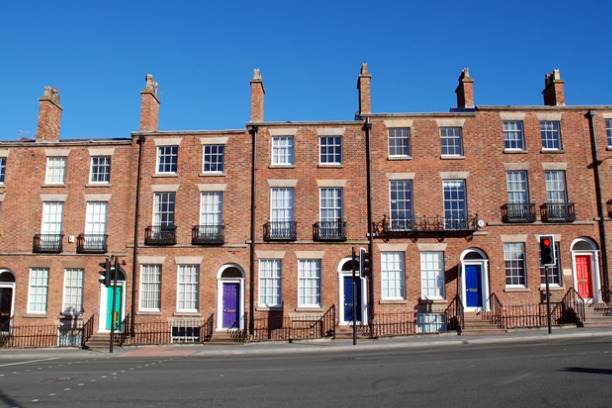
575, 255, 593, 299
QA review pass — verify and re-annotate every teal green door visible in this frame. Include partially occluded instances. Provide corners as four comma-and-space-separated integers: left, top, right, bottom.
105, 286, 122, 331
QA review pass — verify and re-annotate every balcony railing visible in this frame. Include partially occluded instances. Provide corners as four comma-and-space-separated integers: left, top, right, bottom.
76, 233, 108, 253
501, 203, 536, 223
33, 234, 63, 253
540, 203, 575, 223
313, 220, 347, 242
263, 221, 297, 241
191, 224, 224, 245
145, 225, 177, 245
373, 214, 479, 240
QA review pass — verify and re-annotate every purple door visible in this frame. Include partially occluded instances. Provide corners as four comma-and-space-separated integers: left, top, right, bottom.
465, 265, 482, 307
222, 283, 239, 328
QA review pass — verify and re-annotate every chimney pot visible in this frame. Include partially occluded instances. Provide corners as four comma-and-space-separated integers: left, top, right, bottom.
139, 74, 160, 132
357, 63, 372, 116
250, 68, 265, 123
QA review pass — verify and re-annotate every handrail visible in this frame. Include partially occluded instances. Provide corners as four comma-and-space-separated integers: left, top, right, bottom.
81, 314, 95, 349
489, 293, 503, 326
551, 288, 585, 325
444, 294, 464, 334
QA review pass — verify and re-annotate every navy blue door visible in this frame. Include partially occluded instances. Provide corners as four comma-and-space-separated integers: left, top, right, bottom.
343, 276, 362, 322
465, 265, 482, 307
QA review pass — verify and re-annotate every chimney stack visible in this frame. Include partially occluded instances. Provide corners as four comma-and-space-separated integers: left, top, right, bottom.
36, 86, 62, 142
139, 74, 160, 132
250, 69, 265, 123
542, 69, 565, 106
357, 63, 372, 116
455, 68, 474, 109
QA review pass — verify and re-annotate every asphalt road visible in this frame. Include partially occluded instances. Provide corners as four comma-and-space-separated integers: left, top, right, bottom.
1, 337, 611, 407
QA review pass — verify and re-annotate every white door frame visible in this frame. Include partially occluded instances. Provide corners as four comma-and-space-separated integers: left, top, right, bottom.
337, 258, 368, 325
0, 269, 16, 331
571, 238, 602, 303
216, 264, 245, 331
460, 249, 490, 312
98, 279, 126, 333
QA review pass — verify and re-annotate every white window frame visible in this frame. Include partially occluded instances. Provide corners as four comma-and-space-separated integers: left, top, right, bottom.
27, 267, 49, 314
319, 136, 342, 165
62, 268, 84, 316
440, 127, 464, 157
202, 145, 225, 173
200, 192, 223, 227
258, 259, 282, 308
45, 156, 66, 185
506, 171, 529, 204
540, 121, 562, 150
503, 121, 525, 151
156, 145, 178, 174
153, 192, 175, 227
388, 128, 411, 157
319, 187, 343, 223
298, 259, 321, 308
606, 119, 612, 148
271, 187, 294, 223
0, 157, 6, 184
545, 170, 568, 204
443, 179, 467, 229
390, 180, 413, 230
177, 264, 199, 312
90, 156, 111, 184
140, 264, 162, 311
420, 252, 445, 300
381, 252, 405, 300
85, 201, 108, 235
42, 201, 64, 236
272, 136, 294, 166
504, 242, 527, 287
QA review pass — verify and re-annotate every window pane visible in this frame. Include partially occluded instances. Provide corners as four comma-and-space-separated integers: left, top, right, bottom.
157, 146, 178, 173
503, 121, 525, 150
63, 268, 84, 315
390, 180, 413, 230
140, 264, 161, 310
203, 145, 225, 172
0, 157, 6, 184
388, 128, 411, 156
504, 243, 526, 286
90, 156, 111, 183
259, 259, 282, 307
606, 119, 612, 148
177, 265, 199, 312
420, 252, 444, 299
506, 171, 528, 204
440, 127, 463, 156
540, 121, 562, 150
28, 268, 49, 313
154, 192, 175, 226
200, 192, 223, 226
298, 259, 321, 307
382, 252, 405, 299
319, 136, 342, 164
443, 180, 467, 229
46, 157, 66, 184
272, 137, 294, 165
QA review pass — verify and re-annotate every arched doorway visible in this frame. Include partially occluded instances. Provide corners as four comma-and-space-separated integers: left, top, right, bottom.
338, 257, 368, 325
0, 269, 15, 331
98, 267, 127, 332
460, 249, 490, 311
571, 238, 601, 303
216, 265, 245, 331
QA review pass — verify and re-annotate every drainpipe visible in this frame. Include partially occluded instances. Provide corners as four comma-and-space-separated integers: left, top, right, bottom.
131, 135, 145, 336
248, 125, 258, 337
588, 111, 610, 302
363, 117, 375, 333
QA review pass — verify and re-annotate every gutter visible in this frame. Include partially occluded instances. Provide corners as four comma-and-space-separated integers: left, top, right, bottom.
130, 135, 145, 335
248, 125, 258, 337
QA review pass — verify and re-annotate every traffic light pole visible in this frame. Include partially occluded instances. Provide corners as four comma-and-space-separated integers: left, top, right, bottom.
351, 247, 357, 346
109, 256, 118, 353
545, 265, 552, 335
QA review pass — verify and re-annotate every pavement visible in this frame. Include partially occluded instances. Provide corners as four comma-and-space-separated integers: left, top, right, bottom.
1, 326, 611, 361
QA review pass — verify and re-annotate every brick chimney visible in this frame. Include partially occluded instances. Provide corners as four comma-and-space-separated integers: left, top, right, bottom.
357, 63, 371, 116
542, 69, 565, 106
36, 86, 62, 142
250, 69, 265, 122
139, 74, 160, 132
455, 68, 474, 109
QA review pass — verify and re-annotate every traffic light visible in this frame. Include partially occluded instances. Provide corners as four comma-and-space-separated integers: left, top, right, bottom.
359, 248, 371, 277
99, 258, 112, 286
539, 235, 556, 266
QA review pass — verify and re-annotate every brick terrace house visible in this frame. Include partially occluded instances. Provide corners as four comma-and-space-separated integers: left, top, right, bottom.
1, 65, 611, 347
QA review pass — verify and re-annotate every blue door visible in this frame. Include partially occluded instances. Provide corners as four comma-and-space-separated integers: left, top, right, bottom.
222, 283, 239, 328
343, 276, 362, 323
465, 265, 482, 307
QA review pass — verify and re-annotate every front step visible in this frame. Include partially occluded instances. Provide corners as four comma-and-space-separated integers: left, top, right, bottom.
84, 332, 123, 350
333, 325, 368, 339
582, 303, 612, 328
462, 312, 505, 335
207, 330, 246, 345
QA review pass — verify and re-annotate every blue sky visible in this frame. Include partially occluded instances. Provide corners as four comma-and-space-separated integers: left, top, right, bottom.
1, 0, 611, 140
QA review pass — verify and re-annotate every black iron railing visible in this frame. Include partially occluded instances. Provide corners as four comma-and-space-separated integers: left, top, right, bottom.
373, 214, 478, 240
33, 234, 63, 253
76, 233, 108, 253
263, 221, 297, 241
313, 220, 347, 241
551, 288, 585, 326
445, 294, 464, 334
540, 202, 576, 222
145, 225, 177, 245
501, 203, 536, 223
191, 224, 224, 244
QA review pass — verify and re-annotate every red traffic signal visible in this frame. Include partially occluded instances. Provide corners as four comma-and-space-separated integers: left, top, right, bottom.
539, 235, 556, 266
